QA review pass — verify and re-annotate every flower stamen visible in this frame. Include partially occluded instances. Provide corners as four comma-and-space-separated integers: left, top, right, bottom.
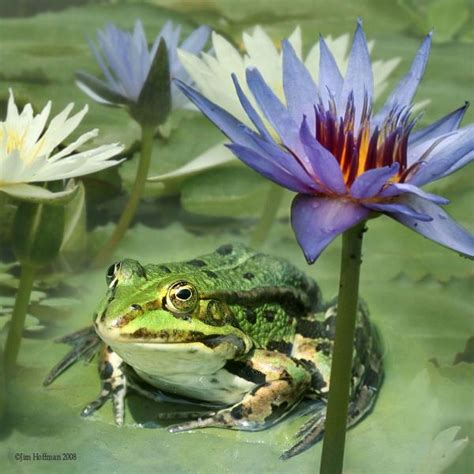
314, 94, 419, 187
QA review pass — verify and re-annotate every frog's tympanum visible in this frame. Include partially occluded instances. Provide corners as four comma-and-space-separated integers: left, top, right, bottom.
44, 244, 383, 459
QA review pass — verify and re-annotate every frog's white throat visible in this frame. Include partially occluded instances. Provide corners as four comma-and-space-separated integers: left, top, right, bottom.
106, 340, 256, 405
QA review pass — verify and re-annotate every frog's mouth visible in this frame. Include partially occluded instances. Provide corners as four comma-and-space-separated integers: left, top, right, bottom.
98, 324, 249, 355
96, 310, 253, 357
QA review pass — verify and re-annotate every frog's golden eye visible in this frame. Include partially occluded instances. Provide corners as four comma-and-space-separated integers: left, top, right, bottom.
165, 281, 198, 314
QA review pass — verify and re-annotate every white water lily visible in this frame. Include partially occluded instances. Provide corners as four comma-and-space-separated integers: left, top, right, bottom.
0, 90, 124, 202
149, 26, 400, 182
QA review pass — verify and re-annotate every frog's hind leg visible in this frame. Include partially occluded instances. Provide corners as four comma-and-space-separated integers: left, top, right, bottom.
280, 382, 380, 459
168, 350, 311, 433
81, 345, 127, 426
281, 302, 384, 459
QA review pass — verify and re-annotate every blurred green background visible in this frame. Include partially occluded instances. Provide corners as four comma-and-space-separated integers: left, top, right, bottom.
0, 0, 472, 473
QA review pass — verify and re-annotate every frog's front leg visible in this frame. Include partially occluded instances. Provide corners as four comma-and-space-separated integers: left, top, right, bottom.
81, 345, 127, 426
169, 350, 311, 432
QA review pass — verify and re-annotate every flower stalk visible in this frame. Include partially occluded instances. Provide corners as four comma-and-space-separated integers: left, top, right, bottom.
94, 125, 155, 267
250, 185, 285, 248
320, 220, 367, 474
4, 263, 36, 376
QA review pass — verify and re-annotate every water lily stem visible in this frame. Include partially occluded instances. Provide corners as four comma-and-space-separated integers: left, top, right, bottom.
320, 220, 367, 474
93, 125, 155, 267
4, 263, 36, 377
0, 342, 5, 421
250, 185, 285, 248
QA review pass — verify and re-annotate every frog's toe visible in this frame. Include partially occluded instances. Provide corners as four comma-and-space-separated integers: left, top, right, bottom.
295, 411, 325, 438
81, 391, 112, 418
80, 380, 126, 426
168, 413, 221, 432
43, 325, 101, 386
280, 414, 326, 460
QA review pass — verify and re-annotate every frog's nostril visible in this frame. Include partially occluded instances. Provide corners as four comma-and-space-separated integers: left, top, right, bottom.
130, 304, 142, 311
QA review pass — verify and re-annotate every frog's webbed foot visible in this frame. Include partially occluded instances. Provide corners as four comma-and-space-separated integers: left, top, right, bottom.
81, 346, 127, 426
280, 411, 326, 460
281, 384, 380, 459
43, 325, 101, 386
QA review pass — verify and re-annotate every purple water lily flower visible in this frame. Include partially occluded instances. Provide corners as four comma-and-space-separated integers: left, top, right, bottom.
77, 20, 210, 110
177, 21, 474, 263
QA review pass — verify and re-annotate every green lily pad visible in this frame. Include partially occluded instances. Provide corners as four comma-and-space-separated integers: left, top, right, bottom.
181, 167, 271, 218
1, 219, 472, 472
119, 114, 224, 199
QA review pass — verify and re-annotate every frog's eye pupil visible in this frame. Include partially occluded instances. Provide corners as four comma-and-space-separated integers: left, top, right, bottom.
176, 288, 192, 300
165, 281, 198, 313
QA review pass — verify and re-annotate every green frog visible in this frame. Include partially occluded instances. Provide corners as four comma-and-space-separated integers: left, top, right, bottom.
44, 244, 383, 459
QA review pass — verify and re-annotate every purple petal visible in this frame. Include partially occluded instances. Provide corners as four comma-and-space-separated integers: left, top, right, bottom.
409, 124, 474, 186
291, 195, 369, 263
245, 68, 302, 153
98, 26, 140, 100
409, 102, 469, 147
388, 194, 474, 257
364, 202, 432, 221
374, 33, 432, 125
180, 25, 210, 55
379, 182, 449, 205
86, 36, 118, 88
245, 130, 321, 192
407, 130, 454, 167
339, 21, 373, 125
350, 163, 399, 199
299, 117, 346, 194
232, 74, 273, 142
226, 144, 313, 193
319, 35, 343, 107
176, 80, 262, 151
282, 40, 319, 131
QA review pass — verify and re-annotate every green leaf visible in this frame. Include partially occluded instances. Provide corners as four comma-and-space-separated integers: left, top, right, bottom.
12, 194, 66, 267
181, 167, 271, 217
1, 220, 472, 472
60, 182, 87, 259
119, 114, 224, 199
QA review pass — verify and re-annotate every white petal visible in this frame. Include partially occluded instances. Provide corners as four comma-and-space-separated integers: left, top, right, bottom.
288, 26, 302, 59
39, 105, 88, 157
212, 32, 244, 70
6, 89, 20, 121
49, 129, 99, 162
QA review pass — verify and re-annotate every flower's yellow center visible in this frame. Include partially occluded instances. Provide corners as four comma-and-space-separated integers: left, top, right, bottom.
1, 129, 25, 154
0, 127, 45, 163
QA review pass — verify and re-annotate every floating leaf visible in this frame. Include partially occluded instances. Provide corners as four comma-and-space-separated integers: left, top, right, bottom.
181, 167, 271, 217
